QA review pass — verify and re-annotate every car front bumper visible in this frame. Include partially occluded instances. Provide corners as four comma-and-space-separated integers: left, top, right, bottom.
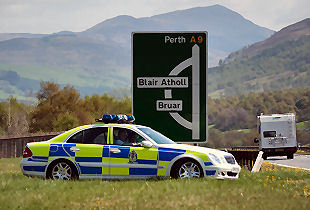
205, 164, 241, 179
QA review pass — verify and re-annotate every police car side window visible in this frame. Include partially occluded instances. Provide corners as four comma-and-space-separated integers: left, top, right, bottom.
67, 127, 108, 145
84, 127, 108, 144
67, 131, 83, 143
113, 128, 144, 146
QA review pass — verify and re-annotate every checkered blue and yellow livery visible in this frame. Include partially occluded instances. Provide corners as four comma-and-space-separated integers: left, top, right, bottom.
21, 115, 241, 180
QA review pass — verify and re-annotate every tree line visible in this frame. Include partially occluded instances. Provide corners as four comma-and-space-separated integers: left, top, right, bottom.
208, 87, 310, 131
0, 81, 309, 146
207, 87, 310, 147
0, 81, 131, 136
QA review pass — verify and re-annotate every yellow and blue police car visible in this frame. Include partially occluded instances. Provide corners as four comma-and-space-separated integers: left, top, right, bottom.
21, 115, 241, 180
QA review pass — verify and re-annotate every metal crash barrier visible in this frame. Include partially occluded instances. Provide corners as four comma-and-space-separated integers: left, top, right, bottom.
225, 150, 260, 170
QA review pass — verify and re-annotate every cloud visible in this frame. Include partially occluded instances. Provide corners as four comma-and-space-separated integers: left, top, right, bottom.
0, 0, 309, 33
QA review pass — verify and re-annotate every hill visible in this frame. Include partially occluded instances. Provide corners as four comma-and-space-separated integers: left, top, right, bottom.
0, 5, 273, 101
225, 18, 310, 61
209, 18, 310, 97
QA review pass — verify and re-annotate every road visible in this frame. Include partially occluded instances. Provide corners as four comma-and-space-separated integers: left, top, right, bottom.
267, 154, 310, 170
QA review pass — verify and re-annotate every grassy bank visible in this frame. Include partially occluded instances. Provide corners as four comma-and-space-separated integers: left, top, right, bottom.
0, 158, 309, 209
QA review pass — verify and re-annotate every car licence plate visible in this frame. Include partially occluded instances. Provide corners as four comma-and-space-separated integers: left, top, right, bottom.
275, 149, 284, 152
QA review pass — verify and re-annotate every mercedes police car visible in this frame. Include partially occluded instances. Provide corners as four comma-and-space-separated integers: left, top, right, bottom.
20, 115, 241, 180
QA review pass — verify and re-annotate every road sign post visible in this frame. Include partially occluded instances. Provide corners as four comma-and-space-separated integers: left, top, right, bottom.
132, 32, 208, 143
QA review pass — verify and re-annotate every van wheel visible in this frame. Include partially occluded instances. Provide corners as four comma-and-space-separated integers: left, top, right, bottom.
287, 154, 294, 159
262, 153, 268, 160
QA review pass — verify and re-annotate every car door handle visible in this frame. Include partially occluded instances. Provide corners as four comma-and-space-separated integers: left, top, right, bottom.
70, 146, 80, 152
110, 148, 121, 153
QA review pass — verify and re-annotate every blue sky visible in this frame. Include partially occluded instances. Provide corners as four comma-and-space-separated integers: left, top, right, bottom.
0, 0, 309, 33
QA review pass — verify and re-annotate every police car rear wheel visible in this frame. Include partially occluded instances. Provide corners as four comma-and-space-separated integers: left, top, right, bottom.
47, 160, 77, 180
51, 162, 72, 180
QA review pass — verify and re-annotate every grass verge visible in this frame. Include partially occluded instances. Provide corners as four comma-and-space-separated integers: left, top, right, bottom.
0, 158, 309, 209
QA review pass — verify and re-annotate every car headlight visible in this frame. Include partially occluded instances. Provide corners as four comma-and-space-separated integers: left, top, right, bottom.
208, 153, 222, 164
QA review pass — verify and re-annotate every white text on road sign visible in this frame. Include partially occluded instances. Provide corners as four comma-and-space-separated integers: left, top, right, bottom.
156, 100, 183, 111
164, 36, 186, 44
137, 77, 188, 88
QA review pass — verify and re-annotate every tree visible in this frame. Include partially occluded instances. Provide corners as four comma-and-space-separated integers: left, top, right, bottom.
52, 112, 79, 131
0, 96, 31, 136
29, 81, 131, 133
295, 97, 308, 109
30, 82, 90, 132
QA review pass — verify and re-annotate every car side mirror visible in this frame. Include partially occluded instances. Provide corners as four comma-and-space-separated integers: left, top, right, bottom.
254, 138, 259, 143
141, 141, 153, 148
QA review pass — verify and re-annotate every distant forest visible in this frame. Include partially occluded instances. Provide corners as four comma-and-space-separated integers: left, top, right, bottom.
207, 87, 310, 147
209, 86, 310, 130
1, 82, 310, 147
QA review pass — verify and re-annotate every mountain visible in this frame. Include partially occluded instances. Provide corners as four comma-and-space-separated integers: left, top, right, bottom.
208, 18, 310, 97
0, 33, 49, 42
82, 5, 273, 65
0, 4, 274, 101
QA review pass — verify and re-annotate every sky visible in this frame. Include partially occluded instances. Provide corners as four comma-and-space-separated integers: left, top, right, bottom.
0, 0, 309, 34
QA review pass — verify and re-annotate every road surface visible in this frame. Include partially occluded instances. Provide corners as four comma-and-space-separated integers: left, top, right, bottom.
267, 154, 310, 170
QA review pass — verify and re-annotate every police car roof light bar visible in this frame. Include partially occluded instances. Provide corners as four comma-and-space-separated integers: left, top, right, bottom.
95, 114, 135, 124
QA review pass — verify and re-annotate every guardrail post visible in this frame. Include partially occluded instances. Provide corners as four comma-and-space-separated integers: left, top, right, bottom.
16, 139, 23, 157
252, 151, 264, 172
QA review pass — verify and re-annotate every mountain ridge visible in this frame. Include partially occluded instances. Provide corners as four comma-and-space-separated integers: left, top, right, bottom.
225, 18, 310, 63
0, 4, 274, 101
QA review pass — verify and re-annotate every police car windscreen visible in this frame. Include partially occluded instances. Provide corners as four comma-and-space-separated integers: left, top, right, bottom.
138, 128, 176, 144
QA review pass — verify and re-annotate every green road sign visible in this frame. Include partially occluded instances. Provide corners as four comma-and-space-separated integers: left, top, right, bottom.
132, 32, 208, 143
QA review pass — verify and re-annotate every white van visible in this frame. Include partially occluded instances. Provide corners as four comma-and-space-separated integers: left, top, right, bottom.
254, 113, 297, 160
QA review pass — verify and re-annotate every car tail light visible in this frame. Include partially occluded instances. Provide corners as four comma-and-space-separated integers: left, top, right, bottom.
23, 146, 33, 158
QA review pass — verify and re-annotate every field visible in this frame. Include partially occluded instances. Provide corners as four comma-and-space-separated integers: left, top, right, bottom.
296, 120, 310, 129
0, 158, 309, 209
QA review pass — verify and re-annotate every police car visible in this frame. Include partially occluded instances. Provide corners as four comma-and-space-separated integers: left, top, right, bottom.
20, 115, 241, 180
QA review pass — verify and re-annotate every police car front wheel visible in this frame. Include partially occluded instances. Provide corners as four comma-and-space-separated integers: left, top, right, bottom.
172, 159, 203, 179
